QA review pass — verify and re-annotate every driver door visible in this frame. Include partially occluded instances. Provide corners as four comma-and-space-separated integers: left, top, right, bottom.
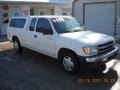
34, 18, 55, 56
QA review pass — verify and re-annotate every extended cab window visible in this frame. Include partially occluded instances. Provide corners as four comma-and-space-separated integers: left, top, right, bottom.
10, 19, 26, 28
36, 18, 53, 34
29, 18, 37, 31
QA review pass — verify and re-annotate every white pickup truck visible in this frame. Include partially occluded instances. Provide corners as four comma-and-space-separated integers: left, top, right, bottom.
7, 16, 118, 74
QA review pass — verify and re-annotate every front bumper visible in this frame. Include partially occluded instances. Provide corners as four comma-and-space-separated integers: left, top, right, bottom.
78, 46, 118, 68
85, 46, 118, 63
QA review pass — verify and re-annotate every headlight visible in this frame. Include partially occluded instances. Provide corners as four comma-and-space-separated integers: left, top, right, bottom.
83, 46, 98, 55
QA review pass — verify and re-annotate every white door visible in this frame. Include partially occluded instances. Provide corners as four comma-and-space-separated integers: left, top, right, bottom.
26, 18, 37, 49
84, 3, 115, 36
34, 18, 55, 56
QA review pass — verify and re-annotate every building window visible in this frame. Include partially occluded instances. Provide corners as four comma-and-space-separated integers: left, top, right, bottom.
62, 13, 67, 15
30, 8, 34, 15
51, 9, 54, 15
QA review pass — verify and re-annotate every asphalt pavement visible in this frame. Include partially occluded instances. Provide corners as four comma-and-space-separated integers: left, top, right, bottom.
0, 38, 120, 90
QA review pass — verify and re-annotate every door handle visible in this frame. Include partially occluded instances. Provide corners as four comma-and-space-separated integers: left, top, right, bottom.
47, 37, 53, 40
34, 35, 37, 38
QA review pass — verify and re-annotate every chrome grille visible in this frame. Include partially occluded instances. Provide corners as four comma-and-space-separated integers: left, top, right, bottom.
98, 41, 114, 53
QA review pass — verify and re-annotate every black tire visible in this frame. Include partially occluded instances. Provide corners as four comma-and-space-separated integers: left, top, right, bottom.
13, 38, 22, 53
59, 51, 80, 74
96, 63, 106, 72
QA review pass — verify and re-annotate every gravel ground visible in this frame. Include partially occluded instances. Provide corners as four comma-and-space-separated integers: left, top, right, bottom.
0, 40, 120, 90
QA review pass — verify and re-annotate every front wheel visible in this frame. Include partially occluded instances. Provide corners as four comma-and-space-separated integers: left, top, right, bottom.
59, 52, 80, 74
97, 63, 106, 72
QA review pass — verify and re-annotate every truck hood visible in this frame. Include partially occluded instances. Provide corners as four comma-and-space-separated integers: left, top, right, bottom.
59, 30, 114, 45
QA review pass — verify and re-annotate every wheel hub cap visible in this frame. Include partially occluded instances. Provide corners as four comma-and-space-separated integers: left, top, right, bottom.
14, 41, 19, 50
63, 56, 74, 71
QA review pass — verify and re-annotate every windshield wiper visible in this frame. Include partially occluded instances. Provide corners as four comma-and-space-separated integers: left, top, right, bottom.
73, 29, 81, 32
59, 29, 85, 34
70, 28, 85, 32
73, 27, 87, 32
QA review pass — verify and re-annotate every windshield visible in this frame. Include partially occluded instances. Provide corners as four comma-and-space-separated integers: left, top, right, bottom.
51, 17, 85, 33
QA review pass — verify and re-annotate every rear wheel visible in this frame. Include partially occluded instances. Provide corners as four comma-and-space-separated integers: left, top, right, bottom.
59, 52, 80, 74
13, 38, 22, 53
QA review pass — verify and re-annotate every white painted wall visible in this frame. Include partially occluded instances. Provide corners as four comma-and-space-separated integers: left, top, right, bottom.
20, 6, 30, 16
54, 5, 62, 15
31, 5, 54, 15
61, 0, 74, 16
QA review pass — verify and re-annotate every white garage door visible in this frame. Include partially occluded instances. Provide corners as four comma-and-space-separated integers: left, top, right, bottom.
84, 3, 115, 36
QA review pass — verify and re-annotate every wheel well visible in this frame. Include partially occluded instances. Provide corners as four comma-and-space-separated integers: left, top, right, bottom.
58, 48, 78, 59
12, 36, 18, 42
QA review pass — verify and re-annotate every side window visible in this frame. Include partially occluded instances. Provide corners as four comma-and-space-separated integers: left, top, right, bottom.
29, 18, 37, 31
10, 19, 16, 27
10, 19, 26, 28
36, 18, 53, 34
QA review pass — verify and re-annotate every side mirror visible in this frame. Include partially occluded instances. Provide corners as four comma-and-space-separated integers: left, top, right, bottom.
82, 25, 85, 28
82, 25, 87, 30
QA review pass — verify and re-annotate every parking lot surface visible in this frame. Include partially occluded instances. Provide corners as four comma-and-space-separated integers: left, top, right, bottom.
0, 40, 120, 90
